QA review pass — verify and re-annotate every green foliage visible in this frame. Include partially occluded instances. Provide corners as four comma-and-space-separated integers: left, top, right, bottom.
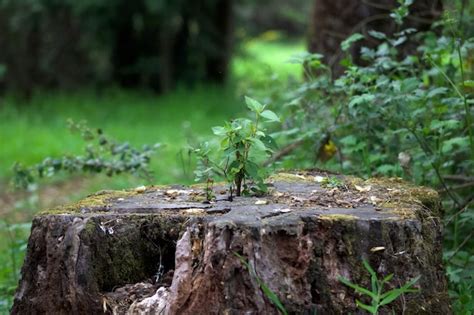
449, 281, 474, 315
246, 2, 473, 312
192, 142, 216, 202
0, 221, 30, 314
320, 176, 344, 189
12, 120, 160, 189
213, 96, 279, 197
194, 96, 279, 198
339, 260, 420, 314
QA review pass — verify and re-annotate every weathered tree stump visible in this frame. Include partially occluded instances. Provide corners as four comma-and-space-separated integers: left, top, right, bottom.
12, 171, 451, 314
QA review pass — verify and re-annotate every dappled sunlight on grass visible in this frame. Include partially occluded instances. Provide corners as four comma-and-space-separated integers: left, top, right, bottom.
233, 35, 305, 81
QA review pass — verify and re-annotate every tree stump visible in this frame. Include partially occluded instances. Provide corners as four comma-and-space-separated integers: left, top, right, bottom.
12, 171, 451, 314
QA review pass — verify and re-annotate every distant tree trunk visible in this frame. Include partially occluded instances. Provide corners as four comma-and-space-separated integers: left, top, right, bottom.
308, 0, 443, 77
111, 1, 143, 88
0, 2, 90, 96
204, 0, 234, 83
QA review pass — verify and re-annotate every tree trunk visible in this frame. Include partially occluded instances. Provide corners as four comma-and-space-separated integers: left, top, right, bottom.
12, 171, 451, 314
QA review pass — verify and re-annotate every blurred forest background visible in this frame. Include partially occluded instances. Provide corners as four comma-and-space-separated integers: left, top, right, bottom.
0, 0, 473, 313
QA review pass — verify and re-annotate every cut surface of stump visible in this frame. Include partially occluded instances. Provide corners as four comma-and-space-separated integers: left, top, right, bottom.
12, 171, 451, 314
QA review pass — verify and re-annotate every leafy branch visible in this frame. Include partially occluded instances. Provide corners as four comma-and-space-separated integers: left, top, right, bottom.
13, 120, 160, 189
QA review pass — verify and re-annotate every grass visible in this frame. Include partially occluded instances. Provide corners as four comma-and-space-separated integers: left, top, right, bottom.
0, 86, 241, 184
233, 33, 305, 80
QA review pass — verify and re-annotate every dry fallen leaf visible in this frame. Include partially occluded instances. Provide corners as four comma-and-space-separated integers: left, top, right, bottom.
192, 239, 203, 255
354, 184, 371, 192
273, 208, 291, 213
370, 246, 385, 252
314, 176, 325, 182
184, 208, 205, 214
370, 196, 383, 204
135, 186, 147, 193
165, 189, 181, 198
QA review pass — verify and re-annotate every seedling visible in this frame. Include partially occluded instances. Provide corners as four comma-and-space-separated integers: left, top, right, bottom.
193, 142, 216, 202
195, 96, 279, 200
320, 176, 344, 189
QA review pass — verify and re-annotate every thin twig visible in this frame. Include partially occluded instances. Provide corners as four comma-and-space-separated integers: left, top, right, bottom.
446, 195, 474, 225
443, 175, 474, 182
438, 181, 474, 193
263, 138, 306, 166
447, 230, 474, 262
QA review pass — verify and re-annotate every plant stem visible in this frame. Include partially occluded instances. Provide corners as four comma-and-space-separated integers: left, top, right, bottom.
235, 150, 243, 196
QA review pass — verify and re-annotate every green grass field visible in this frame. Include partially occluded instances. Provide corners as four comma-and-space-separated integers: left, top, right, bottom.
0, 37, 305, 312
0, 87, 240, 183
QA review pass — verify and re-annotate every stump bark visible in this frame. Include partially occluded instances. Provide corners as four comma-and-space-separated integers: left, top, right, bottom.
12, 171, 451, 314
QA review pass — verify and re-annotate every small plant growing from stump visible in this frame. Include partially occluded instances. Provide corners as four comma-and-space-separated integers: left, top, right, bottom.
192, 142, 216, 202
194, 96, 279, 200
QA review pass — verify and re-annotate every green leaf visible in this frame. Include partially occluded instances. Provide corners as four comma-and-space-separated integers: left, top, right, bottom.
259, 281, 288, 315
400, 276, 421, 291
427, 87, 448, 98
382, 274, 394, 283
349, 94, 375, 108
376, 164, 397, 175
338, 276, 377, 299
245, 160, 260, 179
391, 36, 407, 46
340, 135, 358, 146
368, 30, 387, 40
441, 137, 469, 154
380, 289, 403, 306
261, 135, 278, 151
341, 33, 364, 51
400, 77, 420, 92
430, 119, 460, 131
463, 80, 474, 88
251, 138, 268, 152
256, 130, 266, 137
362, 260, 378, 294
245, 96, 265, 113
356, 300, 377, 314
260, 110, 280, 122
212, 126, 226, 136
